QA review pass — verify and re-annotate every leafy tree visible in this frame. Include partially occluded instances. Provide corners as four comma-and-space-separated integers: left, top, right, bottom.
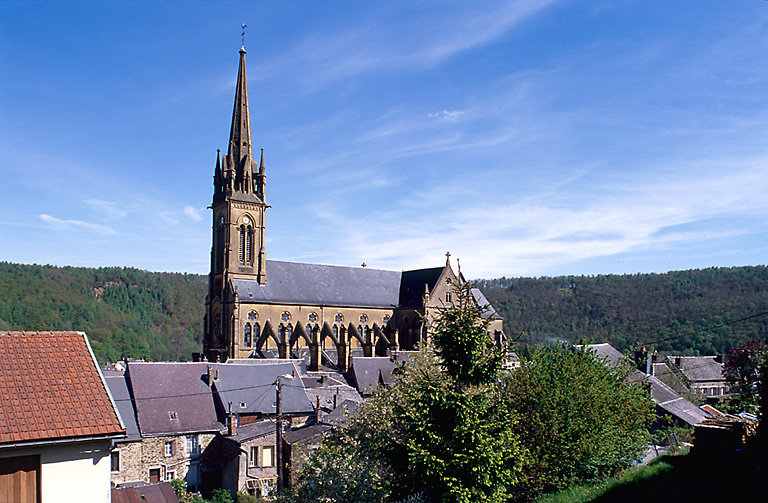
430, 282, 503, 386
500, 344, 654, 497
292, 285, 523, 503
724, 340, 768, 414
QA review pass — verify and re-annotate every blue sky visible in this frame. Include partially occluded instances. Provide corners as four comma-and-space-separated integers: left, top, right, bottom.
1, 1, 767, 278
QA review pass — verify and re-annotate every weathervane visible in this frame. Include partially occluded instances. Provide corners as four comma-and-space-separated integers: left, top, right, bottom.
241, 24, 247, 48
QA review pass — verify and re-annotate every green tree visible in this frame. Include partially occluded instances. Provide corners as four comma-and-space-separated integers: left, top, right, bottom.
724, 340, 768, 414
430, 282, 503, 386
292, 285, 523, 503
500, 344, 654, 497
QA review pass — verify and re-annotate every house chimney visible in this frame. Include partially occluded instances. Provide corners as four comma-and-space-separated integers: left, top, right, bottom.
321, 375, 329, 386
215, 368, 220, 381
715, 353, 723, 364
333, 391, 337, 410
227, 402, 236, 436
207, 366, 212, 386
675, 357, 681, 367
315, 396, 321, 424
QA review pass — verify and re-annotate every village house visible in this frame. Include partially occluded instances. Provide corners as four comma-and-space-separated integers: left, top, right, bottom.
109, 362, 226, 492
584, 343, 711, 427
0, 331, 125, 503
107, 359, 318, 497
661, 355, 731, 400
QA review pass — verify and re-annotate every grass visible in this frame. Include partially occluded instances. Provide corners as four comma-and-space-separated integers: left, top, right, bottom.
535, 446, 767, 503
535, 455, 676, 503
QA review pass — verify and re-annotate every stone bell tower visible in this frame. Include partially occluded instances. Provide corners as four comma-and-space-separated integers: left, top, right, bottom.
204, 46, 267, 362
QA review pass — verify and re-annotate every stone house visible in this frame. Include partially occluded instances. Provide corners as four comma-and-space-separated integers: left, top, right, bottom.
210, 361, 314, 496
110, 362, 226, 492
0, 331, 125, 503
665, 355, 731, 400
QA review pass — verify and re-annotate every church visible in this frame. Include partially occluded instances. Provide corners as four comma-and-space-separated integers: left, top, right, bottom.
202, 47, 504, 370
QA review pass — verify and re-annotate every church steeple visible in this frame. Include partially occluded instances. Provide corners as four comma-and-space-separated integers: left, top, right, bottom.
225, 47, 256, 194
205, 44, 268, 362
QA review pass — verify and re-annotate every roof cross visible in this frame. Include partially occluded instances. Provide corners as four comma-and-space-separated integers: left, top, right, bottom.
241, 24, 247, 49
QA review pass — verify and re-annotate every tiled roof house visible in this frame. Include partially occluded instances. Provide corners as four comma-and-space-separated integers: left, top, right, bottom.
0, 331, 125, 503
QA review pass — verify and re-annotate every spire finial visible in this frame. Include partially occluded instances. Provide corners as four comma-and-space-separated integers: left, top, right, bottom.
241, 24, 247, 50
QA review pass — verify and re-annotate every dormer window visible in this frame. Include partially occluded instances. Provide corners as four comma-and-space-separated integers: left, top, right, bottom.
240, 402, 247, 409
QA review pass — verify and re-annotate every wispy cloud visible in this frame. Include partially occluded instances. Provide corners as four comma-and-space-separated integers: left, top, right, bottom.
428, 110, 465, 120
183, 206, 205, 222
83, 199, 130, 220
39, 214, 116, 236
254, 1, 559, 89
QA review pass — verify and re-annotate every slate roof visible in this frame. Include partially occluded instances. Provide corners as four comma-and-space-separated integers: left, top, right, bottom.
582, 343, 708, 426
211, 362, 313, 415
0, 331, 124, 445
672, 356, 726, 382
112, 482, 179, 503
105, 375, 141, 441
127, 362, 225, 436
649, 375, 709, 425
399, 267, 444, 308
234, 260, 401, 308
282, 424, 332, 445
351, 356, 397, 395
322, 399, 361, 428
232, 420, 274, 443
470, 288, 503, 320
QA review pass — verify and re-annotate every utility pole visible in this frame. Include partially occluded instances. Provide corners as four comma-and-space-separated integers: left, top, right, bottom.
276, 375, 284, 492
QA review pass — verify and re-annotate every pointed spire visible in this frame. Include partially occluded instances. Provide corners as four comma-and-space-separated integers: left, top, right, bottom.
227, 47, 253, 183
258, 148, 265, 174
214, 149, 223, 196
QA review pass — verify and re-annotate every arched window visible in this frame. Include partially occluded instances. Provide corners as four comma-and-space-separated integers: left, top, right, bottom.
306, 324, 312, 342
244, 323, 252, 347
365, 326, 372, 341
332, 324, 339, 339
286, 324, 293, 345
238, 225, 246, 263
216, 224, 225, 271
245, 226, 253, 263
254, 322, 260, 347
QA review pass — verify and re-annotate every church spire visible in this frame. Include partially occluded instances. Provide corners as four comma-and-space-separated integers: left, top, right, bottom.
227, 47, 254, 190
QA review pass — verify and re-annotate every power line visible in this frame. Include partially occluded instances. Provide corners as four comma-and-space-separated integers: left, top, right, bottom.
641, 309, 768, 347
110, 380, 308, 403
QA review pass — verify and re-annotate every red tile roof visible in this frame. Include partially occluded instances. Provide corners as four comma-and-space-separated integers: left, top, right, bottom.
0, 331, 125, 445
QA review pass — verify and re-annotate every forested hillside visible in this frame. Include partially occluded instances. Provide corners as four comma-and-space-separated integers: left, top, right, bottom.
477, 266, 768, 355
2, 262, 767, 364
0, 262, 206, 363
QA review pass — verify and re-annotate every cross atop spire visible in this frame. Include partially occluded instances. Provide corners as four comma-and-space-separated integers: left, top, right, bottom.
241, 24, 247, 49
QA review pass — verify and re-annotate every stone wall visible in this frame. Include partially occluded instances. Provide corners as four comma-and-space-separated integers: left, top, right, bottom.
111, 432, 218, 489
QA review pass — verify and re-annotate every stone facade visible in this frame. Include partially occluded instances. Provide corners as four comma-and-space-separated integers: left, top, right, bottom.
111, 433, 217, 490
